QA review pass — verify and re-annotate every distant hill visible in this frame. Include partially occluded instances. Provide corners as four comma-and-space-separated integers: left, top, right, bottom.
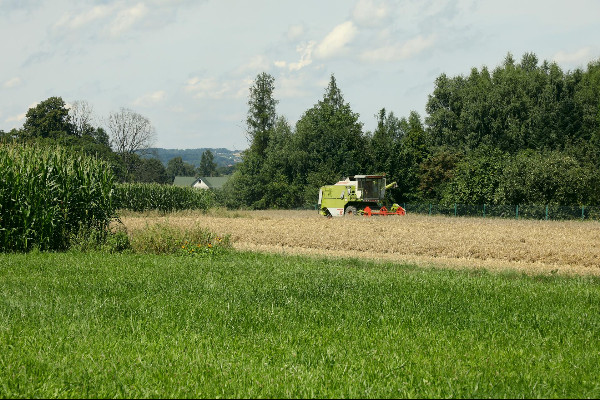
139, 148, 243, 167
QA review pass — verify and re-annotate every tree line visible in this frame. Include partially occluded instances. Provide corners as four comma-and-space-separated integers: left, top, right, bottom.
0, 98, 223, 183
3, 51, 599, 209
222, 52, 600, 209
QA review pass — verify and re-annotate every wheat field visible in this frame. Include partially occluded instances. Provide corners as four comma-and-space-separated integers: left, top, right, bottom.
119, 209, 600, 276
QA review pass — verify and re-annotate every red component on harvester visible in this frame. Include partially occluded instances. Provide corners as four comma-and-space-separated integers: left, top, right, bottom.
363, 205, 405, 217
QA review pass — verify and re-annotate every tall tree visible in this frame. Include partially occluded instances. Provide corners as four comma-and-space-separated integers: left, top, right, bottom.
107, 107, 156, 155
575, 60, 600, 146
107, 107, 156, 177
369, 108, 403, 174
22, 97, 74, 139
222, 73, 280, 208
292, 74, 368, 204
197, 150, 218, 177
69, 100, 95, 137
246, 72, 278, 158
391, 111, 429, 202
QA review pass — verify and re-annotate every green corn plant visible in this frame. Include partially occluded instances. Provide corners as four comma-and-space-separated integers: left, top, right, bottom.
112, 183, 214, 212
0, 143, 116, 252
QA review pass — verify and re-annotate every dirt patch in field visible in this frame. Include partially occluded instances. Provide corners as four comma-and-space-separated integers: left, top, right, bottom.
119, 210, 600, 276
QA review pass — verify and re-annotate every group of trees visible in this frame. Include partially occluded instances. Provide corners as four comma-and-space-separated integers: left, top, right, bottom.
3, 51, 599, 209
164, 150, 219, 182
0, 97, 220, 184
223, 53, 600, 209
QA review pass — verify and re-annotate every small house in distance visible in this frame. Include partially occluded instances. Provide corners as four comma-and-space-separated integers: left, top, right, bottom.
172, 176, 230, 190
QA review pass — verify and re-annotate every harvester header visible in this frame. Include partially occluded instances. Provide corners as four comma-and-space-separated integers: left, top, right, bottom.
318, 174, 405, 218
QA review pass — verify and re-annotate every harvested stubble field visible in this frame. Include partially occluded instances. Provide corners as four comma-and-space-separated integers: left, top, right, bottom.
120, 209, 600, 276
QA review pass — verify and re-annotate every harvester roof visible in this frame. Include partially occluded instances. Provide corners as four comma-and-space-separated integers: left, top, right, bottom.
347, 175, 385, 179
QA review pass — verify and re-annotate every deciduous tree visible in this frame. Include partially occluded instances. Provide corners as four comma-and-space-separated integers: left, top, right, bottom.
69, 100, 95, 137
22, 97, 74, 139
166, 156, 195, 181
107, 107, 156, 155
107, 107, 156, 176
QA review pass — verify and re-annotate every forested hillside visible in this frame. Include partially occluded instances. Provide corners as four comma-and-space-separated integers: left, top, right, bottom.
141, 148, 241, 168
222, 53, 600, 209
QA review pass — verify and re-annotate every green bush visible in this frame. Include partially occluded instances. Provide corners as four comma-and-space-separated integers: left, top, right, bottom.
69, 223, 131, 253
113, 183, 214, 213
0, 143, 115, 251
129, 223, 230, 255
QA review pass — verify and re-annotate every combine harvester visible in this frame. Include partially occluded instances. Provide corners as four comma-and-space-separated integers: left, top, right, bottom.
318, 174, 406, 218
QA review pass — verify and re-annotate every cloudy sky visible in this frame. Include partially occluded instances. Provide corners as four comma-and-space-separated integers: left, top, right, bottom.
1, 0, 599, 150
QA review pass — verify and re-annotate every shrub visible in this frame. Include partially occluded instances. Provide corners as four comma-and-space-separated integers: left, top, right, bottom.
69, 223, 131, 253
128, 223, 230, 255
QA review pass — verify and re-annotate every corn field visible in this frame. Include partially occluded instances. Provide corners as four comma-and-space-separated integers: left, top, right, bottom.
112, 183, 214, 213
0, 143, 115, 251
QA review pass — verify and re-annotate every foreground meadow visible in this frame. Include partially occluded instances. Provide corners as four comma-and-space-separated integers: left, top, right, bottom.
120, 210, 600, 276
1, 250, 599, 398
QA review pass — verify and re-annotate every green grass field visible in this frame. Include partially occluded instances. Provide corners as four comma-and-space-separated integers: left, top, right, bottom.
1, 250, 599, 398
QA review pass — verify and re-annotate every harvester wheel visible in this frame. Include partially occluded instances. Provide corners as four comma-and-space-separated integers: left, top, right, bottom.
345, 205, 358, 216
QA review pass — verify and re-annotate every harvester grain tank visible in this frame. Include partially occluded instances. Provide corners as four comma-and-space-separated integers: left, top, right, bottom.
318, 174, 406, 217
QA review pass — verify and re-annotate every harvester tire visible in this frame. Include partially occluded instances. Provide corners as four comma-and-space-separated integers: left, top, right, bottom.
345, 206, 358, 216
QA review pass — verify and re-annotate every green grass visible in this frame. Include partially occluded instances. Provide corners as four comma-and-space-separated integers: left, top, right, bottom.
1, 251, 599, 398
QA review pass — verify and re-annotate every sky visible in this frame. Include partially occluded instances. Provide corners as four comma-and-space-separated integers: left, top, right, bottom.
1, 0, 599, 151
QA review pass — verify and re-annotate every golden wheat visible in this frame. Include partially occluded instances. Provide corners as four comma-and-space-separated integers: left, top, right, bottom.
119, 210, 600, 276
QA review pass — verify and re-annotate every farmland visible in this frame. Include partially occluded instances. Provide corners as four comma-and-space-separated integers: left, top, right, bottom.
2, 210, 600, 397
120, 210, 600, 277
2, 249, 600, 398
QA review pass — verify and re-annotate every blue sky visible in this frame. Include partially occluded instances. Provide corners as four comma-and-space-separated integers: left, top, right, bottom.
1, 0, 599, 150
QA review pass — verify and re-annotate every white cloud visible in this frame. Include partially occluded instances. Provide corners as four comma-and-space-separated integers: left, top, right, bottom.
289, 41, 315, 71
277, 74, 311, 98
274, 40, 315, 72
235, 55, 272, 75
54, 5, 114, 30
108, 3, 148, 38
287, 24, 305, 41
360, 34, 436, 62
53, 2, 150, 39
5, 112, 26, 124
6, 101, 39, 125
133, 90, 166, 107
352, 0, 391, 28
3, 77, 22, 88
553, 47, 593, 67
185, 77, 248, 99
185, 77, 218, 98
314, 21, 358, 59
